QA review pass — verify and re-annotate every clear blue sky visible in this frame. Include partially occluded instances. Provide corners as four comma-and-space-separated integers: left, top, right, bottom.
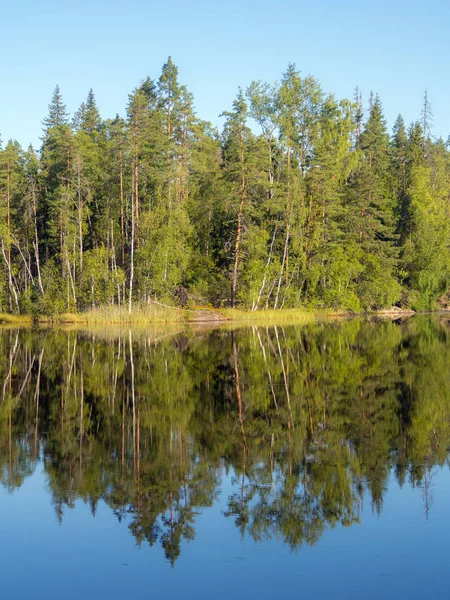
2, 0, 449, 148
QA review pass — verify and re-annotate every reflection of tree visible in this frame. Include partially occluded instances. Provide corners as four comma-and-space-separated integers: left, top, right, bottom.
0, 318, 448, 560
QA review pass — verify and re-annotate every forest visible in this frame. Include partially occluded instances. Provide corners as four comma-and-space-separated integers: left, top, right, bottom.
1, 58, 449, 315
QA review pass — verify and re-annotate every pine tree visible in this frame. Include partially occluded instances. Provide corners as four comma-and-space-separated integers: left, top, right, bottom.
158, 57, 182, 208
221, 90, 255, 307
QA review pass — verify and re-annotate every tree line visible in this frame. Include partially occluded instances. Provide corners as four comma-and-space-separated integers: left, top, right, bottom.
1, 58, 449, 314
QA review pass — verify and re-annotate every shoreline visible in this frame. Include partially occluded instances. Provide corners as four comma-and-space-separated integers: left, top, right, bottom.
0, 306, 445, 329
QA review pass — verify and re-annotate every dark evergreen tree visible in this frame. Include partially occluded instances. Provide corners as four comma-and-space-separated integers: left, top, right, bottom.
345, 96, 400, 309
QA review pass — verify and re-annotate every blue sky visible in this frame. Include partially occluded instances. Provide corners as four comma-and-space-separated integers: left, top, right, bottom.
1, 0, 449, 148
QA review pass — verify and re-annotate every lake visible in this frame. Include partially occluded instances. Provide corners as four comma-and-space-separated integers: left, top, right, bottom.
0, 317, 449, 599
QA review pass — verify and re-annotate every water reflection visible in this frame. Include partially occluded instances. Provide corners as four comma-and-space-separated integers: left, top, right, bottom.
0, 317, 449, 563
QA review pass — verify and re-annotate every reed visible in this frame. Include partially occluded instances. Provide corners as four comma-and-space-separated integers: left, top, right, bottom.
217, 308, 317, 324
42, 304, 190, 325
0, 313, 33, 325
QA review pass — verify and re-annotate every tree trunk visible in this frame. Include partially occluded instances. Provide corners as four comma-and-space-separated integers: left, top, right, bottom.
128, 184, 135, 314
32, 183, 44, 295
231, 131, 246, 308
77, 158, 83, 277
1, 240, 19, 313
231, 191, 245, 308
120, 153, 125, 267
6, 160, 11, 312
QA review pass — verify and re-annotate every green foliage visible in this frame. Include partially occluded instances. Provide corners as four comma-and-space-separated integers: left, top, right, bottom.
0, 63, 449, 314
36, 259, 67, 314
403, 161, 450, 309
80, 247, 124, 308
137, 205, 192, 300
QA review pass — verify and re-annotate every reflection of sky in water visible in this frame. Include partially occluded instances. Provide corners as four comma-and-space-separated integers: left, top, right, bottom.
0, 463, 449, 600
0, 319, 449, 599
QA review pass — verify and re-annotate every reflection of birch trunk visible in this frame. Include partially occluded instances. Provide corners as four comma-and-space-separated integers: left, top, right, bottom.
136, 407, 140, 486
2, 331, 19, 401
232, 334, 247, 451
79, 366, 84, 469
129, 331, 136, 474
254, 326, 278, 410
112, 338, 121, 415
281, 325, 297, 368
306, 379, 314, 437
241, 450, 246, 511
274, 326, 294, 430
270, 432, 275, 491
121, 388, 125, 480
34, 348, 44, 456
65, 338, 77, 412
9, 406, 12, 477
7, 332, 14, 477
15, 355, 35, 403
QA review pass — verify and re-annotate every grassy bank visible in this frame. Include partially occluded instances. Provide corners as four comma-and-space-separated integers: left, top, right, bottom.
0, 313, 33, 326
218, 307, 318, 324
50, 305, 327, 326
30, 304, 320, 326
2, 304, 419, 328
40, 304, 190, 325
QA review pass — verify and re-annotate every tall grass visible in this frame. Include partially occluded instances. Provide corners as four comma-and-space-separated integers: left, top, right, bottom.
4, 304, 344, 328
217, 308, 317, 324
0, 313, 33, 326
40, 306, 328, 326
45, 303, 190, 325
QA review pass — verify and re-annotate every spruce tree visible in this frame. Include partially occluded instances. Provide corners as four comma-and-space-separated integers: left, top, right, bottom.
390, 115, 409, 243
345, 96, 400, 309
40, 84, 74, 287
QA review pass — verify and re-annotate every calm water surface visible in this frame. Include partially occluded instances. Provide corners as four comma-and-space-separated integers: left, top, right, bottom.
0, 317, 449, 599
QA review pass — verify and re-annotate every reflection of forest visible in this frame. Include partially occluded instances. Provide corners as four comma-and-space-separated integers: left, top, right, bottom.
0, 318, 449, 563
